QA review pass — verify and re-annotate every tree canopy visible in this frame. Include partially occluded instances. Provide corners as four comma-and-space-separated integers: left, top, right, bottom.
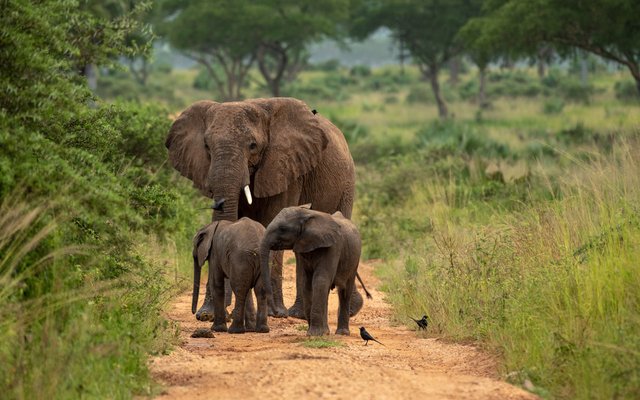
465, 0, 640, 93
351, 0, 483, 118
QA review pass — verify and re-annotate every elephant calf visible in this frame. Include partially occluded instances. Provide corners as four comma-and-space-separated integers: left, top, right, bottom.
260, 206, 362, 336
192, 218, 269, 334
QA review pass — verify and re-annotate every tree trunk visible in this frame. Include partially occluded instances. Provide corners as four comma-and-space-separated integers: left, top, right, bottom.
630, 64, 640, 96
478, 66, 488, 108
537, 58, 545, 79
426, 66, 448, 119
257, 44, 287, 98
449, 57, 460, 86
580, 53, 589, 87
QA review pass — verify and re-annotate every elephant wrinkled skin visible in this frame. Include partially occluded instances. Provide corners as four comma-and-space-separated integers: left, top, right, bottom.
192, 218, 269, 334
260, 206, 362, 337
166, 97, 356, 319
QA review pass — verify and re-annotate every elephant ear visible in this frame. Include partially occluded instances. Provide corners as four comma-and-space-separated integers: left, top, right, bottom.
165, 100, 218, 197
252, 98, 329, 198
293, 213, 341, 253
192, 222, 218, 267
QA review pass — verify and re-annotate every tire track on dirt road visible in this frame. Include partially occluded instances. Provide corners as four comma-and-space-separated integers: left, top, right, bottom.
149, 252, 537, 399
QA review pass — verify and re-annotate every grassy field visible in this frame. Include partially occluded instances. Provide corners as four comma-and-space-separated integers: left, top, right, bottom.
21, 60, 640, 399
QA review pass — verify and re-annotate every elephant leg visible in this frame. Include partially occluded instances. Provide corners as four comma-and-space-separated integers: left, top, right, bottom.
302, 264, 313, 322
224, 278, 233, 322
211, 271, 228, 332
195, 276, 214, 322
254, 280, 270, 333
268, 250, 288, 318
349, 286, 364, 317
336, 280, 354, 336
228, 285, 247, 334
288, 255, 306, 320
244, 289, 257, 332
307, 271, 331, 337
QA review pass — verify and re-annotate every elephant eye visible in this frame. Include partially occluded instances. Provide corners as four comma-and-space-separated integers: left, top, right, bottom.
249, 142, 257, 150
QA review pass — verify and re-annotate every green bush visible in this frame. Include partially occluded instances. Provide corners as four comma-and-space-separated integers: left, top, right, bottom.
406, 85, 434, 103
614, 80, 640, 103
0, 2, 201, 397
311, 58, 341, 72
350, 65, 372, 77
557, 78, 594, 103
542, 97, 565, 114
416, 121, 511, 160
487, 71, 543, 98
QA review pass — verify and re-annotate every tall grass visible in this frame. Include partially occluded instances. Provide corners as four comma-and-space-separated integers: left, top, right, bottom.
0, 195, 181, 399
380, 140, 640, 398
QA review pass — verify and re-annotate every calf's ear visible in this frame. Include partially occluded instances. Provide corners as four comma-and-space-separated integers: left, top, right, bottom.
192, 222, 217, 266
293, 214, 340, 253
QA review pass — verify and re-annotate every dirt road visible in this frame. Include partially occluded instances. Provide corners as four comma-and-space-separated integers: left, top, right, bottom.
149, 253, 536, 399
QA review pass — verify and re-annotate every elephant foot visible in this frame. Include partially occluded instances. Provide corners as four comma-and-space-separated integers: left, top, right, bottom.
335, 327, 350, 336
269, 304, 288, 318
307, 325, 329, 337
287, 302, 306, 320
212, 323, 228, 332
228, 323, 246, 334
196, 304, 214, 321
256, 324, 270, 333
245, 322, 256, 332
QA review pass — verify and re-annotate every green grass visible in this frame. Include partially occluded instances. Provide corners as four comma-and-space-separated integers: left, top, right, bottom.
300, 337, 345, 349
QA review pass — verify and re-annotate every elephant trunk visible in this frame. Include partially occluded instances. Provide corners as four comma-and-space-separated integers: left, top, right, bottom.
192, 254, 201, 314
209, 149, 250, 221
259, 240, 273, 299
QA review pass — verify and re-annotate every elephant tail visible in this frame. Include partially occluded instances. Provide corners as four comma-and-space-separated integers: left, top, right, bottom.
192, 254, 201, 314
356, 272, 373, 299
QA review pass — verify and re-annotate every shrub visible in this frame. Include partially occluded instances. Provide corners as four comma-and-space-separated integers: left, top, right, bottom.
542, 98, 565, 114
614, 80, 640, 103
350, 65, 372, 77
312, 59, 341, 72
416, 121, 511, 160
557, 78, 594, 103
406, 85, 434, 103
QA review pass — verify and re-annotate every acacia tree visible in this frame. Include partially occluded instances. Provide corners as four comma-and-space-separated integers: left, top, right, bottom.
158, 0, 260, 100
246, 0, 349, 97
466, 0, 640, 95
352, 0, 482, 118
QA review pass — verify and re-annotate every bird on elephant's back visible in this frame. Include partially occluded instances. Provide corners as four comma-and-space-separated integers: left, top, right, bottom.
165, 97, 362, 320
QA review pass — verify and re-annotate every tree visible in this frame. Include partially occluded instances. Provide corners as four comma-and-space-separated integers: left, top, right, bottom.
466, 0, 640, 95
251, 0, 349, 97
458, 12, 507, 108
352, 0, 482, 118
74, 0, 153, 89
158, 0, 260, 100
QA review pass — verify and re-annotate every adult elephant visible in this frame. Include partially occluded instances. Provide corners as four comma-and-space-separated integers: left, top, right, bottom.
165, 97, 357, 319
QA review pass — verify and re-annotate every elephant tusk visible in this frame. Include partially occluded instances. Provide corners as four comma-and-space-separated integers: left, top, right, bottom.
244, 185, 253, 205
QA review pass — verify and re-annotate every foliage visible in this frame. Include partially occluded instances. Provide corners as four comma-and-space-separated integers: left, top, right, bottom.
542, 98, 565, 115
465, 0, 640, 94
351, 0, 483, 118
614, 80, 640, 103
157, 0, 259, 100
0, 1, 202, 397
252, 0, 350, 96
376, 140, 640, 398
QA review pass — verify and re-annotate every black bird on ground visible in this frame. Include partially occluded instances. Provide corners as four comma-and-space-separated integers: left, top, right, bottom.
359, 327, 384, 346
411, 315, 429, 330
